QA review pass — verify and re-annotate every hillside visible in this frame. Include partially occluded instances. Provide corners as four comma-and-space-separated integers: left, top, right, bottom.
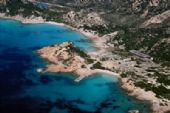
0, 0, 170, 80
1, 0, 170, 112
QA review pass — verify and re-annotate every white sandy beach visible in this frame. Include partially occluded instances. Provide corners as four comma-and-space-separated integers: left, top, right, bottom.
0, 14, 170, 113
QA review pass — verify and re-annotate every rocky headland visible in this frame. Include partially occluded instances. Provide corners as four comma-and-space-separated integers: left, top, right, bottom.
1, 0, 170, 112
37, 42, 119, 82
37, 39, 170, 113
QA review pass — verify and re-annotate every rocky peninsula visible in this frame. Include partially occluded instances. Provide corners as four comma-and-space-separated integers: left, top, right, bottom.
0, 14, 169, 112
38, 38, 170, 113
37, 32, 170, 113
38, 42, 119, 82
1, 0, 170, 112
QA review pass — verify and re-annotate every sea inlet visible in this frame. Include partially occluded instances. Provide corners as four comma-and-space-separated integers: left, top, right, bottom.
0, 19, 151, 113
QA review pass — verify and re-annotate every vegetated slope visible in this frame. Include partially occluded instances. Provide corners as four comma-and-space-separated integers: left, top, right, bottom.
0, 0, 170, 64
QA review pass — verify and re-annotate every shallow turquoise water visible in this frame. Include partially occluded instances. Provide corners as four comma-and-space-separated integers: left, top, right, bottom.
0, 19, 151, 113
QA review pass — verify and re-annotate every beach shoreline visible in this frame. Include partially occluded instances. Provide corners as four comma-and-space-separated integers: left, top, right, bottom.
0, 13, 45, 24
0, 14, 170, 113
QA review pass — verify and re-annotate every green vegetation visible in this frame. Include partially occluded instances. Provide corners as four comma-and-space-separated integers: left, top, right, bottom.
69, 44, 88, 58
110, 26, 170, 64
157, 76, 170, 86
145, 70, 170, 86
91, 62, 105, 69
81, 65, 86, 68
134, 81, 153, 91
69, 44, 95, 64
120, 73, 128, 78
63, 59, 71, 66
151, 42, 170, 62
136, 58, 143, 65
100, 57, 108, 61
86, 58, 95, 64
1, 0, 170, 65
120, 71, 137, 78
135, 81, 170, 99
0, 5, 6, 12
118, 28, 166, 50
155, 72, 170, 86
5, 0, 42, 16
0, 0, 64, 23
161, 62, 170, 67
43, 10, 64, 23
83, 24, 115, 35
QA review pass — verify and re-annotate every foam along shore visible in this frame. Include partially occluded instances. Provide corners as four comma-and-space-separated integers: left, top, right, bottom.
75, 69, 120, 82
37, 42, 120, 83
36, 27, 170, 113
37, 41, 170, 113
1, 15, 170, 113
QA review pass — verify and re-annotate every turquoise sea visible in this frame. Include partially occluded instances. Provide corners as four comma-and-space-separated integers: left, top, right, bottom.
0, 19, 151, 113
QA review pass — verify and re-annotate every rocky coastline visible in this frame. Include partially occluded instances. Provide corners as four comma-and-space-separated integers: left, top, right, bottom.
0, 15, 170, 113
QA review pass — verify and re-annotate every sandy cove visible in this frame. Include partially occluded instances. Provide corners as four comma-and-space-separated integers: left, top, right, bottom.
0, 13, 99, 41
0, 13, 100, 48
0, 13, 99, 45
0, 15, 170, 113
37, 41, 170, 113
38, 21, 170, 113
37, 42, 119, 82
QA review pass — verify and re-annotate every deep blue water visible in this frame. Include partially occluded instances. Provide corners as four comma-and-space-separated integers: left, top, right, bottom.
0, 19, 151, 113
